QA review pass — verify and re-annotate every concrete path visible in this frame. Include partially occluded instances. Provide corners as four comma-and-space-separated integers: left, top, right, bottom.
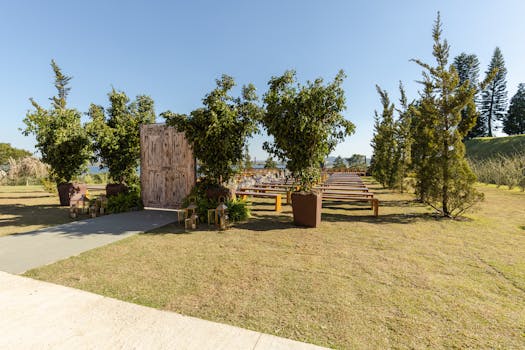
0, 272, 327, 350
0, 209, 178, 274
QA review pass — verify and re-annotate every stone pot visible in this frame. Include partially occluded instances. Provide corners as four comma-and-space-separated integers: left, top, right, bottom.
291, 191, 322, 228
106, 183, 128, 197
57, 182, 74, 206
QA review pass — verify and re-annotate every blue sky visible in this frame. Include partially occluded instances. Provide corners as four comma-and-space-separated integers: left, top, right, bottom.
1, 0, 524, 160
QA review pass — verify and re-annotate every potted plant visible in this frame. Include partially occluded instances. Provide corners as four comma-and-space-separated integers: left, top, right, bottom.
163, 75, 262, 204
261, 70, 355, 227
22, 60, 91, 206
86, 89, 156, 196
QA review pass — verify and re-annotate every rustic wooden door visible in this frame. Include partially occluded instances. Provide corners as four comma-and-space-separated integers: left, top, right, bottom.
140, 124, 195, 209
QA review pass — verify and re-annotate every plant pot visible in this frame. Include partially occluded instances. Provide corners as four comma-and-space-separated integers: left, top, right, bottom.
291, 191, 322, 228
106, 183, 128, 197
57, 182, 74, 206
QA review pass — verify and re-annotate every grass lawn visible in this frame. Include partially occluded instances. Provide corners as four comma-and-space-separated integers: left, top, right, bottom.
0, 185, 72, 236
24, 181, 525, 349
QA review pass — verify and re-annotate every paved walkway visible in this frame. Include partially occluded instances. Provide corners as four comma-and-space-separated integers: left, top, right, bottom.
0, 272, 327, 349
0, 209, 179, 274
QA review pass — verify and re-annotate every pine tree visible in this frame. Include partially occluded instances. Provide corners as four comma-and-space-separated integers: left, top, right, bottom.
370, 86, 397, 187
481, 47, 508, 137
411, 13, 483, 217
394, 82, 413, 192
503, 84, 525, 135
453, 53, 484, 138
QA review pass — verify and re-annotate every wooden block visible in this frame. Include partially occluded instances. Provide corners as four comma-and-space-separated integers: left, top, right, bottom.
275, 195, 282, 212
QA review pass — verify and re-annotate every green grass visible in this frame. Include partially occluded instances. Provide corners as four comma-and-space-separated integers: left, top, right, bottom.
0, 185, 74, 236
465, 135, 525, 160
24, 182, 525, 349
0, 185, 104, 236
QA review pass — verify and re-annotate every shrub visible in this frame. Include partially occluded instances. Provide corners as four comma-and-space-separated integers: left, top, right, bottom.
469, 152, 525, 191
106, 190, 143, 214
225, 198, 250, 222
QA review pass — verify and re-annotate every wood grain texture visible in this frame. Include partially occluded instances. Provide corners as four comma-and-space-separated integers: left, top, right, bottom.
140, 124, 195, 209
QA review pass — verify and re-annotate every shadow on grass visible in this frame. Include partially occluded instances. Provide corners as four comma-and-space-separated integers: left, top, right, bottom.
0, 203, 71, 230
322, 212, 439, 224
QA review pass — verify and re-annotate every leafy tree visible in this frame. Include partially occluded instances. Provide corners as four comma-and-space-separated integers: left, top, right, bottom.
0, 143, 31, 165
243, 145, 253, 170
21, 60, 91, 185
163, 75, 261, 186
503, 83, 525, 135
86, 89, 156, 186
346, 154, 366, 168
332, 156, 347, 169
262, 70, 355, 191
370, 85, 398, 187
264, 157, 277, 169
453, 53, 484, 138
410, 13, 483, 217
481, 47, 508, 137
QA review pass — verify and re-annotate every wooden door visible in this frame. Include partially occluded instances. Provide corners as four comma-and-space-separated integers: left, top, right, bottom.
140, 124, 195, 208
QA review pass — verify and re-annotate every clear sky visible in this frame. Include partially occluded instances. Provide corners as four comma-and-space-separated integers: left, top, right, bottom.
1, 0, 524, 160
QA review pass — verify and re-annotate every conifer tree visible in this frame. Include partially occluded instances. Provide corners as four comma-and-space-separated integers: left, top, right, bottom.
370, 86, 397, 187
503, 84, 525, 135
394, 82, 413, 192
411, 13, 483, 217
481, 47, 508, 137
453, 53, 484, 138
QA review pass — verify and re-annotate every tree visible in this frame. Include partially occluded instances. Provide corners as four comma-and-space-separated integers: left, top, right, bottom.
262, 70, 355, 191
410, 13, 483, 217
346, 154, 366, 168
503, 83, 525, 135
370, 85, 397, 187
481, 47, 508, 137
86, 89, 156, 186
163, 75, 261, 186
332, 156, 346, 169
0, 143, 31, 165
394, 82, 413, 192
453, 53, 484, 138
264, 157, 277, 169
21, 60, 91, 186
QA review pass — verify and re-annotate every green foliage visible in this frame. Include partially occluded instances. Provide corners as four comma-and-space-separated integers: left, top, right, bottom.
264, 157, 277, 169
86, 90, 155, 185
40, 177, 57, 195
106, 190, 143, 214
332, 156, 346, 169
503, 83, 525, 135
465, 135, 525, 160
370, 86, 398, 187
453, 53, 484, 139
262, 70, 355, 191
225, 198, 250, 222
410, 13, 483, 217
163, 75, 261, 186
21, 60, 91, 184
481, 47, 508, 137
0, 143, 31, 165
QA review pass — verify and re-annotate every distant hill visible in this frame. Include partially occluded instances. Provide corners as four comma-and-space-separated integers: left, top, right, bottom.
465, 135, 525, 160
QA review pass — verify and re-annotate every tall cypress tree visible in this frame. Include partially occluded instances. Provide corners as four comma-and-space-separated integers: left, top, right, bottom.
481, 47, 508, 137
453, 53, 484, 138
370, 85, 397, 187
503, 83, 525, 135
394, 82, 413, 192
411, 13, 483, 217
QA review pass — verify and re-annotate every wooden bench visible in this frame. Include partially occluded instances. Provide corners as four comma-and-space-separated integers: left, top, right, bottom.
235, 191, 282, 212
321, 195, 379, 217
239, 187, 292, 204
